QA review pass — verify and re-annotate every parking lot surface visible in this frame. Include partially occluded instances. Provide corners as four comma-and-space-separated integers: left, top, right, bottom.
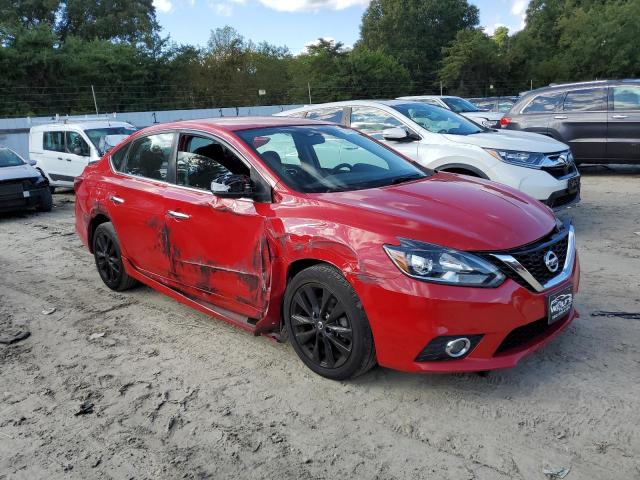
1, 166, 639, 479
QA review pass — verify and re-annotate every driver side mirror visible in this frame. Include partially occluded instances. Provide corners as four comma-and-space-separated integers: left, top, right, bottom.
28, 159, 37, 166
210, 170, 272, 203
383, 127, 419, 142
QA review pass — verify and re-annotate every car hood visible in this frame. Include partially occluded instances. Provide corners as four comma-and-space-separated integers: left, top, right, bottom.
442, 129, 569, 153
313, 173, 556, 252
461, 111, 504, 121
0, 164, 40, 181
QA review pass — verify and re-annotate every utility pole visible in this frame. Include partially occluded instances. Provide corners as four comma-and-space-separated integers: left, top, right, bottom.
440, 81, 443, 96
91, 85, 99, 115
307, 82, 312, 105
530, 79, 533, 91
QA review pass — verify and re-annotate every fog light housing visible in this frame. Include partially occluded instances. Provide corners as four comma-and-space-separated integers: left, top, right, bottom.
415, 335, 483, 362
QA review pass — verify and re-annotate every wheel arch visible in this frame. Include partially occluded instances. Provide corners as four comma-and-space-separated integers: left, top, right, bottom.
436, 163, 489, 179
88, 213, 111, 253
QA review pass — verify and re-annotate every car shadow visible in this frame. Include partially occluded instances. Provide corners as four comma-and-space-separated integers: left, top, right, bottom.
578, 164, 640, 176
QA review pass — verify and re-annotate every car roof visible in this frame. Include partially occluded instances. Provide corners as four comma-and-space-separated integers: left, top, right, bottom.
30, 120, 134, 132
397, 95, 458, 100
139, 116, 334, 133
279, 99, 424, 115
522, 78, 640, 98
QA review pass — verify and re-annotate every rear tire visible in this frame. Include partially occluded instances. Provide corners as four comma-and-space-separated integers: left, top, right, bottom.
284, 264, 376, 380
93, 222, 138, 291
36, 189, 53, 212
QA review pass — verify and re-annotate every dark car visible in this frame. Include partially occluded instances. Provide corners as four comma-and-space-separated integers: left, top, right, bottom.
0, 147, 52, 213
501, 80, 640, 164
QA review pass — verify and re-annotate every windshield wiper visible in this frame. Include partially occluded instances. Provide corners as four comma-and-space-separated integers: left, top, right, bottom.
389, 174, 424, 185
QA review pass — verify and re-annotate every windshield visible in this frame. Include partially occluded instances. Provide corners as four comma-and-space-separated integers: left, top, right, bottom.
237, 125, 429, 194
0, 148, 25, 168
392, 103, 484, 135
442, 97, 482, 113
85, 127, 136, 148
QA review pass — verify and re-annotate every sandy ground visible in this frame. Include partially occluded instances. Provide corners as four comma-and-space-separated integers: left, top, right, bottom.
1, 166, 639, 480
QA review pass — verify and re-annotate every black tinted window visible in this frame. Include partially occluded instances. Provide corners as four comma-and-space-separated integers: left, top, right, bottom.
522, 92, 564, 113
563, 88, 607, 112
124, 133, 174, 181
177, 135, 249, 190
306, 107, 344, 123
612, 86, 640, 111
43, 131, 65, 152
110, 144, 129, 172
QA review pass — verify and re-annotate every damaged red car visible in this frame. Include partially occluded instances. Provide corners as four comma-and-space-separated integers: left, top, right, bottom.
75, 117, 579, 380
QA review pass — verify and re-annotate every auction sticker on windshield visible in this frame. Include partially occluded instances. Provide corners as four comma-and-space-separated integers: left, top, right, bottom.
548, 286, 573, 324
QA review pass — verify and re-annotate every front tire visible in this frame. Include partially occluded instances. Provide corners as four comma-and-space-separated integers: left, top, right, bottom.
36, 189, 53, 212
93, 222, 138, 291
284, 264, 376, 380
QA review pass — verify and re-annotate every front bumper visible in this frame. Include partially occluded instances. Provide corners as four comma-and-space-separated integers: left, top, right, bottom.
0, 184, 49, 212
351, 254, 580, 373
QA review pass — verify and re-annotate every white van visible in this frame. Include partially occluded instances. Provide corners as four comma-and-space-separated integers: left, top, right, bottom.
29, 120, 136, 190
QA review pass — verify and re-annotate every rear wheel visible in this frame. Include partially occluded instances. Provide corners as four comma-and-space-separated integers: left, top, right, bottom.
284, 264, 376, 380
93, 222, 138, 291
36, 189, 53, 212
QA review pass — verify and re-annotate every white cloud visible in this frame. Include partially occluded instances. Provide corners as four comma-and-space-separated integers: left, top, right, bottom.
510, 0, 528, 30
154, 0, 174, 13
256, 0, 369, 12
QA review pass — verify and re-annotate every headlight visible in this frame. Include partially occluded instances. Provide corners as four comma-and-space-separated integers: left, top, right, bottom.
484, 148, 547, 168
383, 239, 505, 287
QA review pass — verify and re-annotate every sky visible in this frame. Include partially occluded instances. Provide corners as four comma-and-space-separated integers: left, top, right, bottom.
153, 0, 530, 54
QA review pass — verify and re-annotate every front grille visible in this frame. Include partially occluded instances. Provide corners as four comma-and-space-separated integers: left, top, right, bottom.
495, 318, 550, 354
512, 234, 569, 285
541, 157, 577, 179
0, 180, 23, 197
480, 227, 570, 291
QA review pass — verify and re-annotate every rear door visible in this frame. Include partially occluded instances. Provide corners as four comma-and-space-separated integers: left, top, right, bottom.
105, 132, 175, 280
161, 133, 270, 319
550, 87, 608, 161
349, 106, 419, 159
607, 85, 640, 162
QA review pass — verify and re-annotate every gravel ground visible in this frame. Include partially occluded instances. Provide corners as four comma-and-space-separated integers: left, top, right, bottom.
1, 166, 639, 480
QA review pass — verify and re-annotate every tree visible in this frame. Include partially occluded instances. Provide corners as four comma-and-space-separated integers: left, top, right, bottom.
358, 0, 479, 86
438, 28, 503, 96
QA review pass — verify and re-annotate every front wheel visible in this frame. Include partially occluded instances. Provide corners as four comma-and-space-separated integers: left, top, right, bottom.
93, 222, 138, 291
36, 189, 53, 212
284, 264, 376, 380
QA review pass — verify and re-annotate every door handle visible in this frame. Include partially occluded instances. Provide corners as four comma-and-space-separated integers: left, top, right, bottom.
109, 195, 125, 205
554, 115, 568, 120
167, 210, 190, 220
57, 157, 63, 161
612, 114, 628, 119
66, 158, 72, 162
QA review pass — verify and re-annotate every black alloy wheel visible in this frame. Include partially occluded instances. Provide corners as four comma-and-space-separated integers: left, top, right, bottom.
284, 264, 376, 380
93, 222, 138, 291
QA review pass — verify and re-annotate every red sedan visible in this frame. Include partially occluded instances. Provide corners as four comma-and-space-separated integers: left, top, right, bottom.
75, 117, 579, 380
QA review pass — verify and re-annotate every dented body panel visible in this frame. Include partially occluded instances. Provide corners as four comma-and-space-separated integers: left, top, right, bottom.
76, 117, 579, 374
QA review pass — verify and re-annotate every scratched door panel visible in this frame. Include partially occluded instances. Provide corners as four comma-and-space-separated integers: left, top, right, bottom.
162, 185, 269, 319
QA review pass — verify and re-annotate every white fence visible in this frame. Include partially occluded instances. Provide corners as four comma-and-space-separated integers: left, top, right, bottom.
0, 104, 302, 159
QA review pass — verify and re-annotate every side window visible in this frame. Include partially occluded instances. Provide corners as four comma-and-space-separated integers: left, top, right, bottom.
306, 107, 344, 124
43, 131, 65, 152
66, 131, 90, 156
177, 135, 249, 190
563, 88, 607, 112
350, 107, 403, 139
612, 86, 640, 111
124, 133, 174, 181
110, 144, 129, 172
522, 92, 564, 113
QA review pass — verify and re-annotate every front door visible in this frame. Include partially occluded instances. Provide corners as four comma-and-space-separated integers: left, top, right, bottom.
105, 132, 175, 280
63, 130, 92, 180
162, 133, 270, 319
607, 85, 640, 161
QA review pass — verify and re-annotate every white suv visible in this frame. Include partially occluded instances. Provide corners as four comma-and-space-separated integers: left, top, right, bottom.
276, 100, 580, 209
397, 95, 504, 129
29, 120, 136, 190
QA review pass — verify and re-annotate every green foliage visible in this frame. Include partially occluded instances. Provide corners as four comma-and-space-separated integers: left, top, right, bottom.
0, 0, 639, 116
359, 0, 479, 85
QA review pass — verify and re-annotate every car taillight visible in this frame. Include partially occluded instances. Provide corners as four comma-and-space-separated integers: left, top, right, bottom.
74, 176, 84, 191
500, 116, 511, 127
